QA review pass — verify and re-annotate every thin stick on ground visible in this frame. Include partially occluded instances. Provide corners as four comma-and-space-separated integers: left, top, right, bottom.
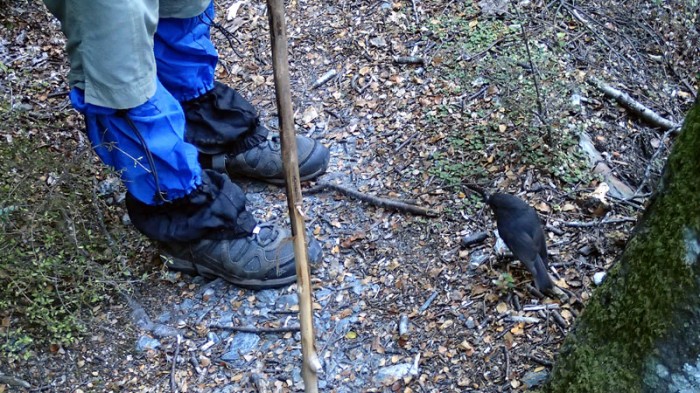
563, 217, 637, 228
209, 324, 301, 334
171, 335, 181, 393
304, 182, 437, 217
266, 1, 320, 392
511, 2, 552, 145
587, 76, 680, 131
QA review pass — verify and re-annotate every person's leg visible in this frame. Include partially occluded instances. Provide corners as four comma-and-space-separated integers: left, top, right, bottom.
154, 2, 330, 184
42, 0, 321, 288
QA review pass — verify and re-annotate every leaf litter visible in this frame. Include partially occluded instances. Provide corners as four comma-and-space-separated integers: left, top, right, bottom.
0, 0, 697, 392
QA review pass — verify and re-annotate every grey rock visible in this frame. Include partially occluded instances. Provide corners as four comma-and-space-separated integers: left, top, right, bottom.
179, 298, 195, 311
292, 367, 303, 385
136, 336, 161, 352
96, 178, 120, 196
469, 251, 488, 269
191, 276, 208, 285
373, 362, 419, 386
256, 289, 279, 305
352, 281, 365, 296
656, 363, 670, 379
522, 370, 549, 389
465, 317, 477, 329
593, 272, 607, 286
202, 288, 216, 302
207, 332, 221, 344
152, 324, 180, 338
131, 306, 153, 331
216, 312, 235, 325
276, 294, 298, 309
221, 333, 260, 361
157, 311, 172, 324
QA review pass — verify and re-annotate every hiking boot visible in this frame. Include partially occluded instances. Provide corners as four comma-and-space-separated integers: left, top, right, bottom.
160, 223, 323, 289
220, 134, 330, 185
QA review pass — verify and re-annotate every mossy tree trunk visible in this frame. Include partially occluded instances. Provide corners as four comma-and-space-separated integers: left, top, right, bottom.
544, 96, 700, 393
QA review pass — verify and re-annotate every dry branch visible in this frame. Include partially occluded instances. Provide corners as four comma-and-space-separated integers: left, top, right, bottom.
310, 69, 337, 89
209, 324, 301, 333
587, 77, 680, 131
563, 217, 637, 228
305, 182, 437, 216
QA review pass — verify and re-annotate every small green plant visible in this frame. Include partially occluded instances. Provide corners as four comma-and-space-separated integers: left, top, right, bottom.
0, 114, 140, 356
493, 272, 516, 292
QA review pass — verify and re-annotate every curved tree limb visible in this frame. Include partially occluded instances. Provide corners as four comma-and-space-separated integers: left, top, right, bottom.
305, 182, 437, 217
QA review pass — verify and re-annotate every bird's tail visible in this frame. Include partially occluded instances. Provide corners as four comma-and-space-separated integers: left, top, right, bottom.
533, 255, 554, 292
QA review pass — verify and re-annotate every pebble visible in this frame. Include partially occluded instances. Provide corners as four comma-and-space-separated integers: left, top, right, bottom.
151, 324, 180, 338
136, 336, 161, 352
256, 289, 279, 305
469, 251, 488, 269
221, 333, 260, 361
522, 370, 549, 388
275, 294, 298, 309
373, 362, 419, 386
465, 317, 477, 329
202, 288, 216, 302
593, 272, 607, 286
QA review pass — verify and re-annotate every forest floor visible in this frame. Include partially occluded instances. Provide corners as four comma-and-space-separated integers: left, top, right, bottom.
0, 0, 698, 392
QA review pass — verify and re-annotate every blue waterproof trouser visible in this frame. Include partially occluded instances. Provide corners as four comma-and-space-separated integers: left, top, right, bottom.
44, 1, 260, 241
47, 1, 217, 205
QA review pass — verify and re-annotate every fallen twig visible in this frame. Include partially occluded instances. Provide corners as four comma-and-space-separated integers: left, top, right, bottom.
47, 89, 70, 98
545, 224, 565, 236
551, 310, 568, 330
393, 56, 425, 65
522, 304, 559, 312
394, 131, 419, 153
305, 182, 438, 217
170, 335, 181, 393
587, 77, 680, 131
310, 69, 337, 90
502, 346, 510, 382
209, 324, 301, 333
460, 231, 489, 247
0, 373, 31, 388
578, 132, 636, 200
351, 75, 369, 94
563, 217, 637, 228
410, 0, 419, 23
506, 315, 541, 324
419, 291, 439, 312
528, 355, 553, 367
512, 3, 551, 144
526, 284, 545, 299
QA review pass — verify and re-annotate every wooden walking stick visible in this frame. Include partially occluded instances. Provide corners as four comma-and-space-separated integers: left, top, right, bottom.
265, 1, 321, 392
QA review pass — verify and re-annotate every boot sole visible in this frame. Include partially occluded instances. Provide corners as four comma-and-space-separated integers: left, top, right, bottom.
161, 255, 298, 290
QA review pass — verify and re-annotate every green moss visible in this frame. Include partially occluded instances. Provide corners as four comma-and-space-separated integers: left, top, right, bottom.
545, 99, 700, 392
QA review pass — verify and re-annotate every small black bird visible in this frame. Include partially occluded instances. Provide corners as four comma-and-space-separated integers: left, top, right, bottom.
487, 192, 554, 292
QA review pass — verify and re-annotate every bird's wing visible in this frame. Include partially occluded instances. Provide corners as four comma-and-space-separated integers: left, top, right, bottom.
497, 226, 539, 264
